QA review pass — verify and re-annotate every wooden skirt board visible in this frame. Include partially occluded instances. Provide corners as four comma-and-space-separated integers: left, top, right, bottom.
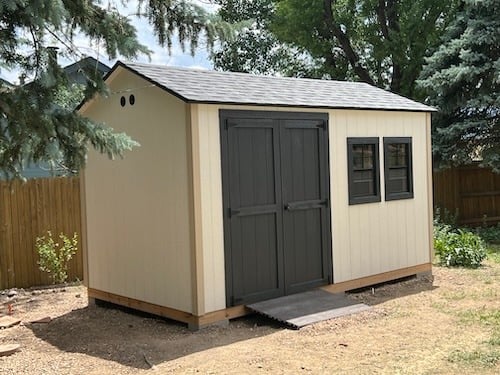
87, 288, 249, 329
220, 110, 332, 307
247, 290, 371, 329
87, 264, 430, 329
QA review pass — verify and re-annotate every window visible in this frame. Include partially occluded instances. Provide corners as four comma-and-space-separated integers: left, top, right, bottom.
347, 137, 380, 205
384, 137, 413, 201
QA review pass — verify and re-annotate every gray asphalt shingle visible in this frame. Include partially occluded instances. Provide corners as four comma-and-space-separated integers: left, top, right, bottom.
119, 61, 434, 112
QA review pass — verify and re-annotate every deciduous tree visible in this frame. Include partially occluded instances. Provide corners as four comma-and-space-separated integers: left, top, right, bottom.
213, 0, 459, 98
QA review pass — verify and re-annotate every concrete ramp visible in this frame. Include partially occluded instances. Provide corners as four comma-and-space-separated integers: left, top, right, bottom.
247, 290, 371, 329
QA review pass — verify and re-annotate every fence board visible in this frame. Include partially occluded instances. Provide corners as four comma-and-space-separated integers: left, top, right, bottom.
0, 177, 82, 290
433, 165, 500, 226
1, 166, 495, 290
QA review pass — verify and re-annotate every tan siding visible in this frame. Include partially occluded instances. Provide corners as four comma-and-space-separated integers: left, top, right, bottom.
426, 113, 435, 261
330, 110, 431, 282
80, 68, 193, 313
190, 104, 226, 313
196, 105, 431, 311
83, 85, 431, 316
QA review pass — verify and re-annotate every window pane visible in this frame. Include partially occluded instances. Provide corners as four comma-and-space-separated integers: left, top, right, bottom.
352, 180, 374, 197
353, 147, 363, 168
354, 170, 374, 182
388, 144, 407, 167
348, 137, 380, 204
353, 170, 375, 196
384, 137, 413, 201
389, 168, 407, 179
352, 144, 374, 169
363, 148, 373, 169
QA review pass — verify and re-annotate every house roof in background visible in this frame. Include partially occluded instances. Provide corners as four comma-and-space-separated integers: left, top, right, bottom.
65, 57, 111, 84
113, 61, 435, 112
64, 56, 111, 75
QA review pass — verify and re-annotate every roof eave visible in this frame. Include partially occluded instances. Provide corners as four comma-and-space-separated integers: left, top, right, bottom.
182, 98, 437, 113
115, 61, 190, 104
79, 60, 437, 113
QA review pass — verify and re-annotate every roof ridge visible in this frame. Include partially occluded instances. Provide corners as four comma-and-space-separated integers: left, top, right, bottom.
114, 61, 435, 112
122, 60, 363, 86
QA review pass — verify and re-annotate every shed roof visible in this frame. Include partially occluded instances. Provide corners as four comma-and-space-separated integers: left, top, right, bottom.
114, 61, 434, 112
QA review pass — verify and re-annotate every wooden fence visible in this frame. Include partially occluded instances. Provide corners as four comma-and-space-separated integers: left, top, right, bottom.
1, 166, 498, 289
433, 165, 500, 226
0, 177, 83, 290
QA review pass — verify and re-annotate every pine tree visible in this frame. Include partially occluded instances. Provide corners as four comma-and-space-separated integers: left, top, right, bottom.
0, 0, 228, 179
419, 0, 500, 171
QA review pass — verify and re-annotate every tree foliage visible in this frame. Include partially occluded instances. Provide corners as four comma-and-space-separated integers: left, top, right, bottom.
0, 0, 228, 179
419, 0, 500, 171
212, 0, 327, 77
212, 0, 318, 76
213, 0, 459, 98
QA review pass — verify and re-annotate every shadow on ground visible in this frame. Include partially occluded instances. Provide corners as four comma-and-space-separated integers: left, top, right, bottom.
29, 303, 280, 370
28, 275, 437, 370
347, 274, 438, 306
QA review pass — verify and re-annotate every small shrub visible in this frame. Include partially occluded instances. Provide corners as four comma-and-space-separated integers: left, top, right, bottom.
434, 222, 487, 268
36, 231, 78, 284
434, 206, 459, 228
474, 222, 500, 244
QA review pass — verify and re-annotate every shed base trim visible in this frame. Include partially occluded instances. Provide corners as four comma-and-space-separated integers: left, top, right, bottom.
321, 263, 432, 294
87, 288, 249, 328
88, 263, 431, 328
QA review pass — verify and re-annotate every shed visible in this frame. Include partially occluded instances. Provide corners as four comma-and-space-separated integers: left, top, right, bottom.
80, 61, 435, 329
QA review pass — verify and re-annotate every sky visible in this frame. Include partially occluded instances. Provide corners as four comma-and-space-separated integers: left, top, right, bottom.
0, 1, 218, 84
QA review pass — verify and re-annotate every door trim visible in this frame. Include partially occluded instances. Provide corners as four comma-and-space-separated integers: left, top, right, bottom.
219, 110, 332, 307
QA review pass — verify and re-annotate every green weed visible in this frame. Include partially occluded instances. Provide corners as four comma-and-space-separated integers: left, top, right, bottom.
448, 349, 500, 367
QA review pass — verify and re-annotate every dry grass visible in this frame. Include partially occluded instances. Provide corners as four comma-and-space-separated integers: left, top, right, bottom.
1, 251, 499, 374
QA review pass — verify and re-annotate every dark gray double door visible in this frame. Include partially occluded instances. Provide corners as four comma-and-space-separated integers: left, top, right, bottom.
220, 110, 332, 306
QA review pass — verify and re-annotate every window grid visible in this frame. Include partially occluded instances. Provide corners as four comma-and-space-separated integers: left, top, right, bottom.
384, 137, 414, 201
347, 138, 380, 205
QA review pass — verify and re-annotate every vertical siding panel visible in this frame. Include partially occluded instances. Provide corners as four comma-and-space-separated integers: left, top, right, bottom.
330, 110, 430, 281
349, 207, 362, 278
197, 104, 226, 313
83, 69, 193, 313
331, 110, 352, 282
415, 116, 429, 265
202, 105, 215, 312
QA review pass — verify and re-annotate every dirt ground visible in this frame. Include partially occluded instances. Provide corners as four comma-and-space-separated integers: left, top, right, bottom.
1, 260, 499, 374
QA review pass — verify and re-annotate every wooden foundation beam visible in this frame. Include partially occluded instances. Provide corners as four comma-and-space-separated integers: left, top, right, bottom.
88, 288, 250, 329
321, 263, 432, 294
88, 263, 431, 329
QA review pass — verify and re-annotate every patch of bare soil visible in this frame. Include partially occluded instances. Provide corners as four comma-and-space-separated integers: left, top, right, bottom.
1, 261, 499, 374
